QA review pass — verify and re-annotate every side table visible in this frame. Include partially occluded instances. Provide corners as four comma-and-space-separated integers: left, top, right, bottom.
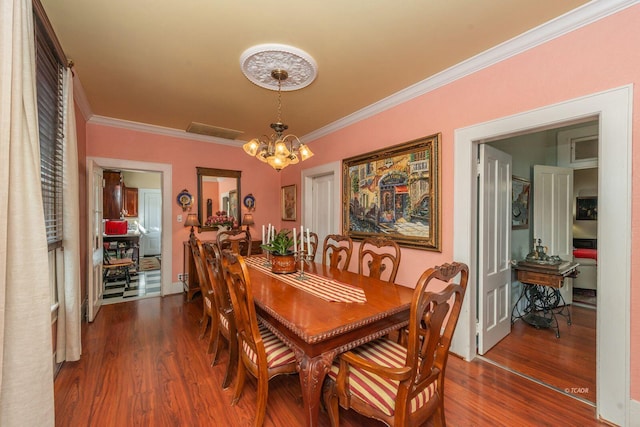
512, 261, 579, 338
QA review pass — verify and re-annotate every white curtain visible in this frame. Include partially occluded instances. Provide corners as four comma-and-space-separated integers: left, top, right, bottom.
0, 0, 55, 425
57, 68, 81, 362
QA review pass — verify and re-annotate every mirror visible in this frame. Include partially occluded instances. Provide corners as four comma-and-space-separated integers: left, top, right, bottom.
196, 167, 242, 232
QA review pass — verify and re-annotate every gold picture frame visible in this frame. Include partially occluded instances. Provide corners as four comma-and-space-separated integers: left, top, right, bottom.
342, 133, 441, 251
281, 184, 297, 221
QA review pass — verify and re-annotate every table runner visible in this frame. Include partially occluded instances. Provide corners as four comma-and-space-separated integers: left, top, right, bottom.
245, 256, 367, 303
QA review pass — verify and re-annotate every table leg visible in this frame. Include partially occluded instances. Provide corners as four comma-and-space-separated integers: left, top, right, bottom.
294, 349, 337, 427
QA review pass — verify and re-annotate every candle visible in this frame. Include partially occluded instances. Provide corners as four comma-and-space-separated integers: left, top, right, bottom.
293, 227, 297, 252
262, 225, 265, 244
300, 225, 304, 251
267, 223, 271, 243
307, 228, 311, 255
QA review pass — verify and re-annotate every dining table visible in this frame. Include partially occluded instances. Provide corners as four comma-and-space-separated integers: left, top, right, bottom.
244, 256, 415, 427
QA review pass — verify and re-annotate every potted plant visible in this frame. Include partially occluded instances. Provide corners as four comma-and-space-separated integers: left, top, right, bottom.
261, 229, 296, 274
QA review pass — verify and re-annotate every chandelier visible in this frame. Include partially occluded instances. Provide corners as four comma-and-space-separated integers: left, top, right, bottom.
242, 69, 314, 171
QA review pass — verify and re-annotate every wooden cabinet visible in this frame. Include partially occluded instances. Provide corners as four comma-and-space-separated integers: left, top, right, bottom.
103, 170, 123, 219
123, 186, 138, 217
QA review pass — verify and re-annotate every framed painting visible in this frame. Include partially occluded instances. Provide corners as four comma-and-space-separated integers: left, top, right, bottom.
512, 176, 530, 229
576, 196, 597, 220
281, 184, 297, 221
342, 133, 441, 251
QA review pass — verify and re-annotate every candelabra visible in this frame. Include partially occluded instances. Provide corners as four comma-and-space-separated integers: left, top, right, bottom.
295, 249, 313, 281
263, 248, 272, 268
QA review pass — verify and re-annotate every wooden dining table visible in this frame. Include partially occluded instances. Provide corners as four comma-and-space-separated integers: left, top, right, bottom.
245, 257, 415, 427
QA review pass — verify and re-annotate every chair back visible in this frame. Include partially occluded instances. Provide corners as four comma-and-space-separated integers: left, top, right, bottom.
217, 229, 252, 256
297, 231, 319, 260
203, 243, 234, 330
190, 235, 212, 298
401, 262, 468, 421
322, 234, 353, 271
358, 236, 401, 283
220, 251, 265, 365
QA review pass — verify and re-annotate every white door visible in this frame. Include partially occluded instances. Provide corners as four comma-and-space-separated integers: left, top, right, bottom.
302, 162, 341, 264
478, 145, 512, 354
140, 189, 162, 256
310, 173, 335, 262
533, 165, 574, 303
87, 160, 104, 322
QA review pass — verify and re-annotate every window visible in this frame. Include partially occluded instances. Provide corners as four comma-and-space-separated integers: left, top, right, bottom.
34, 2, 66, 308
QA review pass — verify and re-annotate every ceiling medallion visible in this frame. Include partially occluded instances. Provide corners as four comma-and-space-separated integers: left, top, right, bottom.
240, 43, 317, 91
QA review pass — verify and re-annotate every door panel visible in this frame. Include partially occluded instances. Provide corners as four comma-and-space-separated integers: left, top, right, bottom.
140, 189, 162, 256
310, 173, 335, 262
478, 145, 512, 354
87, 160, 103, 322
533, 165, 574, 303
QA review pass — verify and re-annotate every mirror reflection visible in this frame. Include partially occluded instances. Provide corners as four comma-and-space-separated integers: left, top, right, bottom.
196, 167, 241, 232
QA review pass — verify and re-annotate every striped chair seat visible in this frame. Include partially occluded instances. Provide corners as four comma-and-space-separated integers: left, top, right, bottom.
242, 322, 296, 368
218, 312, 229, 331
328, 338, 435, 417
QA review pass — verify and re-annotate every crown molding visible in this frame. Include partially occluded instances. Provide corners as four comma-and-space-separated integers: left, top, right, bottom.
77, 0, 639, 146
302, 0, 640, 143
87, 115, 242, 146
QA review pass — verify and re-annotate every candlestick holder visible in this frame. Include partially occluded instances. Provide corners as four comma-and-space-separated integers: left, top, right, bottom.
262, 249, 272, 268
295, 249, 312, 281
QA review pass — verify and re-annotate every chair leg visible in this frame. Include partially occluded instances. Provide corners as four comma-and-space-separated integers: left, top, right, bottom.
222, 332, 238, 389
199, 315, 209, 340
433, 400, 446, 427
206, 315, 217, 354
254, 371, 269, 427
231, 359, 246, 405
322, 378, 340, 427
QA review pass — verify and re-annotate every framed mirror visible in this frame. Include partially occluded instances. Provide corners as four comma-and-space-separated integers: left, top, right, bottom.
196, 167, 242, 232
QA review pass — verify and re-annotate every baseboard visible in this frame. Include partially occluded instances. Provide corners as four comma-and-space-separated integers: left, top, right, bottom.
629, 399, 640, 427
167, 281, 184, 295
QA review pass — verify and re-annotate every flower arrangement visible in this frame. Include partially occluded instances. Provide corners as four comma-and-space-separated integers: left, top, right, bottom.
205, 210, 234, 228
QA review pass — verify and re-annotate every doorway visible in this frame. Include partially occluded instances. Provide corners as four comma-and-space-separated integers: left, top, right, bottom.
87, 157, 175, 318
452, 86, 631, 425
103, 170, 163, 305
479, 121, 597, 404
302, 161, 342, 262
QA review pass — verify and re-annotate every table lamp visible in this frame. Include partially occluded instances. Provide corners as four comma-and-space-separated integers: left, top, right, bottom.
242, 213, 255, 231
184, 213, 200, 237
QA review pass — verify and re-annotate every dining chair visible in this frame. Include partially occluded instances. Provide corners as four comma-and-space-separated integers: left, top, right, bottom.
217, 229, 252, 256
322, 234, 353, 271
221, 251, 298, 427
296, 231, 319, 259
202, 242, 238, 389
189, 236, 216, 351
358, 236, 401, 283
322, 262, 469, 427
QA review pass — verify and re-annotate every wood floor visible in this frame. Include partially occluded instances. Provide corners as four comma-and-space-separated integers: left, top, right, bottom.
54, 295, 606, 426
484, 303, 596, 403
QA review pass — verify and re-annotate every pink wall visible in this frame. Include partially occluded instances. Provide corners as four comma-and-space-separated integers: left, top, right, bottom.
85, 126, 282, 288
82, 5, 640, 400
281, 5, 640, 399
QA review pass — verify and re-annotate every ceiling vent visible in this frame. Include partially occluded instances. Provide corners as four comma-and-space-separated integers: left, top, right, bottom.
186, 122, 244, 140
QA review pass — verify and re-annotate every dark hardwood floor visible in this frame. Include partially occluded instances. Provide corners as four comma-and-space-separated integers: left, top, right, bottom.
54, 295, 606, 426
484, 303, 596, 403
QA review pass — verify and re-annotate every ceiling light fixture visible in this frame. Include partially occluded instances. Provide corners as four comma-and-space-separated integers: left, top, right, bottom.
240, 44, 317, 172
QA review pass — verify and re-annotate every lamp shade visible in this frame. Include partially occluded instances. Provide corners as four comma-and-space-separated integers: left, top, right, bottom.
184, 213, 200, 227
242, 213, 255, 226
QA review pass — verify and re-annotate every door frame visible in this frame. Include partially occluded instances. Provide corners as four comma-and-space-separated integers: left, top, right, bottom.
302, 160, 342, 237
452, 85, 631, 425
87, 157, 174, 296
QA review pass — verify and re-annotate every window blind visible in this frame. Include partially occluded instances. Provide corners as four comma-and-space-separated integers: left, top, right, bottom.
35, 13, 64, 248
